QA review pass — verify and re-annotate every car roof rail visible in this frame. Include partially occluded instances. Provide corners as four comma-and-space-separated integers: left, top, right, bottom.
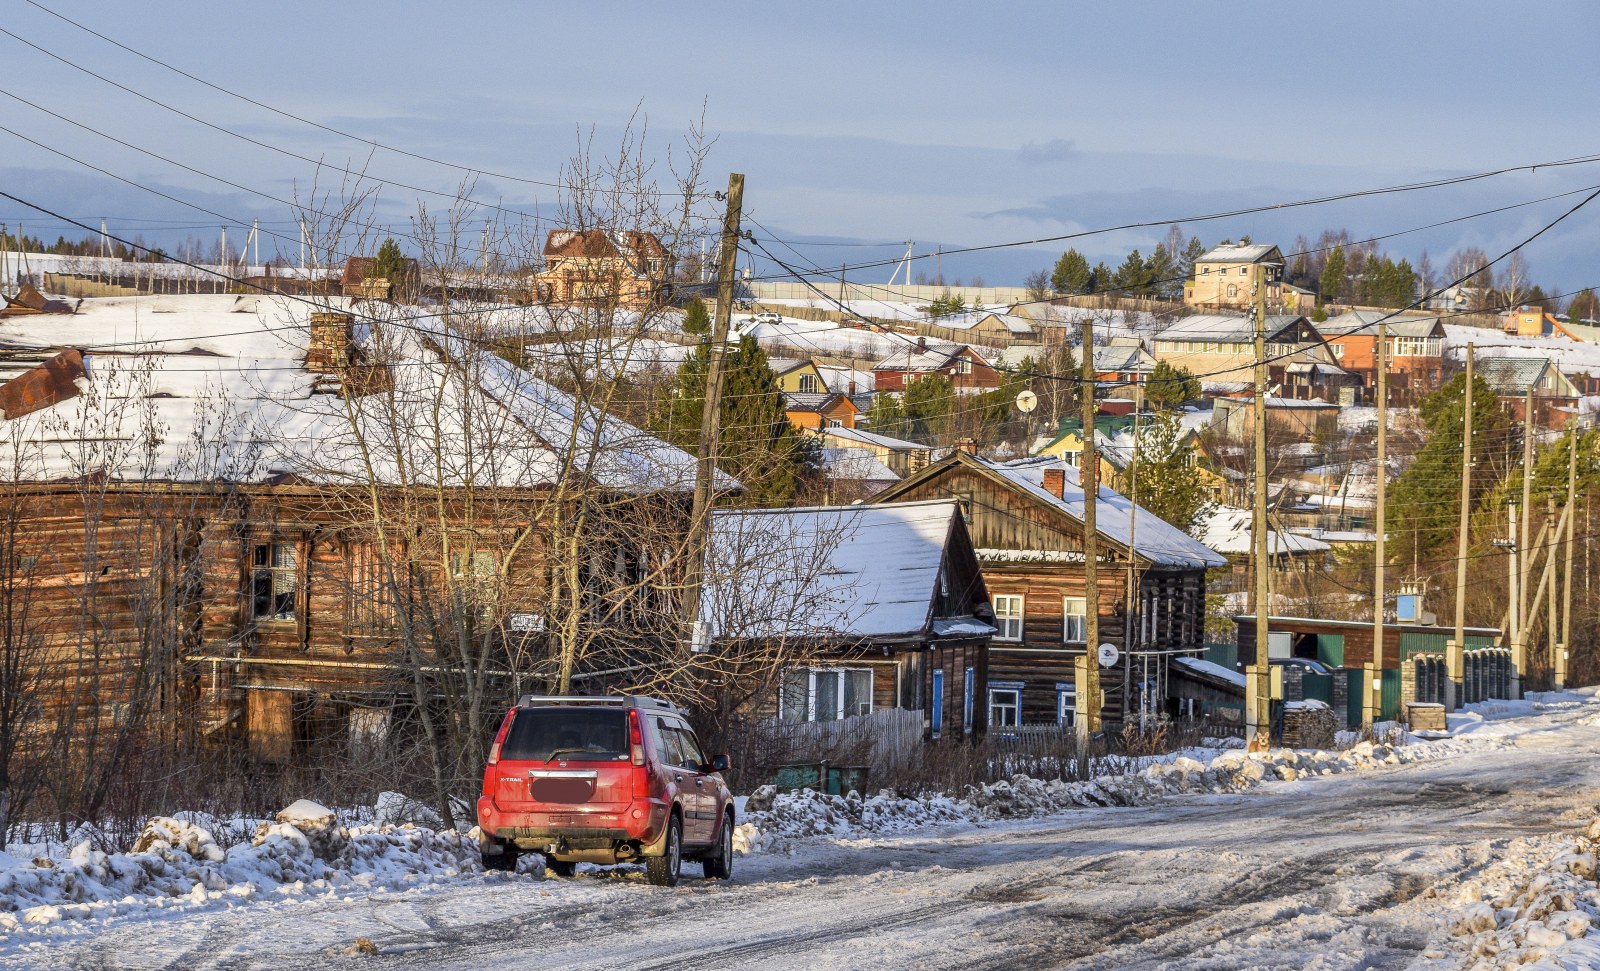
514, 694, 682, 714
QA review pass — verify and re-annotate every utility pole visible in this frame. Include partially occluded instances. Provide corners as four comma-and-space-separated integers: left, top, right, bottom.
1448, 345, 1474, 709
679, 173, 744, 655
1509, 500, 1522, 698
1364, 318, 1388, 728
1520, 385, 1535, 634
1247, 263, 1272, 747
1075, 316, 1102, 742
1559, 427, 1578, 688
1547, 495, 1559, 685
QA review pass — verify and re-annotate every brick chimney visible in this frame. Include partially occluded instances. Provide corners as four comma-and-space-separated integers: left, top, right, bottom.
955, 436, 978, 455
306, 312, 353, 373
1042, 466, 1065, 499
847, 379, 857, 396
914, 335, 927, 354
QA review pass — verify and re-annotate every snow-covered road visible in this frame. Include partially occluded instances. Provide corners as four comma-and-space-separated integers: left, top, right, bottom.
11, 697, 1600, 970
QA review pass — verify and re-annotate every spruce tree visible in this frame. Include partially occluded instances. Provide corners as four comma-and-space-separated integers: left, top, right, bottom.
652, 335, 816, 506
1319, 246, 1346, 304
681, 297, 711, 337
1051, 249, 1092, 294
1144, 361, 1200, 410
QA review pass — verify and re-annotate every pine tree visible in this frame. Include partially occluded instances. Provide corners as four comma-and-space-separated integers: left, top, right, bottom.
1113, 249, 1150, 294
1090, 262, 1114, 295
1180, 236, 1206, 281
1319, 246, 1346, 304
681, 297, 711, 337
1389, 372, 1514, 552
372, 237, 407, 280
1051, 249, 1092, 295
1144, 361, 1200, 410
1124, 413, 1214, 535
652, 335, 817, 506
1146, 244, 1176, 297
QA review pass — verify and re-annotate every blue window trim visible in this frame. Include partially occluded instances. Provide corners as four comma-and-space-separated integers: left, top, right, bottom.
963, 666, 974, 733
931, 669, 945, 738
1055, 681, 1077, 727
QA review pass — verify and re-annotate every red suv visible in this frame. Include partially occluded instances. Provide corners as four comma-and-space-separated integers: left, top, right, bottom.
476, 695, 735, 886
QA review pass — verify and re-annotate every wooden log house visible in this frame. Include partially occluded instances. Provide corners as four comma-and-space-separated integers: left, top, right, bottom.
874, 452, 1224, 729
0, 293, 703, 763
702, 499, 994, 738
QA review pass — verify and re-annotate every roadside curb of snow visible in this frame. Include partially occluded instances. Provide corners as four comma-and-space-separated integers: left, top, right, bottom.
0, 799, 481, 935
1436, 816, 1600, 969
734, 732, 1516, 855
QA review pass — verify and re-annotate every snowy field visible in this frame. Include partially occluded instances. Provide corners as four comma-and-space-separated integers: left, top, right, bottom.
7, 691, 1600, 969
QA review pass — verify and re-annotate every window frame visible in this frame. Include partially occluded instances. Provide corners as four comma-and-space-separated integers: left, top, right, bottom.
798, 373, 819, 394
987, 683, 1023, 728
251, 541, 299, 622
963, 666, 975, 733
1056, 682, 1077, 727
779, 666, 875, 722
1063, 596, 1087, 644
992, 594, 1024, 642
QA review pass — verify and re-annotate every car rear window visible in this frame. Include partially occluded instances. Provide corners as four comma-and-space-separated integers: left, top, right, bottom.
500, 708, 629, 762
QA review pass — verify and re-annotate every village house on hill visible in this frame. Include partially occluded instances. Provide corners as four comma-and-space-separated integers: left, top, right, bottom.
872, 338, 1000, 394
1315, 311, 1448, 405
874, 451, 1224, 730
534, 229, 669, 310
1149, 313, 1352, 401
1182, 243, 1285, 312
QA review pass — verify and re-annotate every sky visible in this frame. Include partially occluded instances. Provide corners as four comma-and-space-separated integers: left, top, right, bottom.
4, 1, 1600, 296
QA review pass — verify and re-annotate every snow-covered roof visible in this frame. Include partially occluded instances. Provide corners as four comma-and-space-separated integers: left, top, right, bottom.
703, 499, 989, 643
932, 311, 1037, 336
823, 426, 929, 452
1195, 243, 1281, 265
1172, 655, 1247, 688
1474, 356, 1563, 394
0, 293, 704, 492
873, 341, 989, 372
1153, 314, 1307, 344
991, 456, 1225, 569
1198, 506, 1330, 557
1317, 312, 1445, 339
820, 447, 898, 483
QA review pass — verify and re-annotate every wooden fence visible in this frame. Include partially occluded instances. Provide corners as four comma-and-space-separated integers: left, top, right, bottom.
757, 708, 924, 776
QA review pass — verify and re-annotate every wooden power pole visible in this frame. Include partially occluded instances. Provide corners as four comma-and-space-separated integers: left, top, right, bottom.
1559, 427, 1578, 688
1449, 344, 1474, 709
1076, 316, 1102, 741
1247, 265, 1272, 747
1365, 318, 1388, 728
679, 173, 745, 653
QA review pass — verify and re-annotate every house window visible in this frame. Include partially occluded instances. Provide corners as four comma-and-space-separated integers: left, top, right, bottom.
798, 374, 819, 393
1226, 284, 1238, 298
1331, 344, 1344, 357
826, 418, 843, 429
779, 667, 873, 722
1056, 683, 1077, 727
1201, 266, 1210, 275
252, 542, 298, 621
987, 684, 1023, 727
993, 595, 1024, 641
1063, 597, 1087, 643
957, 357, 972, 375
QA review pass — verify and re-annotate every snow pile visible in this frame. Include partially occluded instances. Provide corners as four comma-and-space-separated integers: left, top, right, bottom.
1443, 816, 1600, 969
738, 736, 1509, 852
0, 800, 479, 934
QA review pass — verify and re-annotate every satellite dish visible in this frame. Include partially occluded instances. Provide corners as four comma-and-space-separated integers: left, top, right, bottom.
1097, 643, 1120, 667
1015, 390, 1038, 414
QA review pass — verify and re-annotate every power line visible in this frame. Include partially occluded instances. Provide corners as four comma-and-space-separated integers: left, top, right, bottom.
6, 5, 692, 201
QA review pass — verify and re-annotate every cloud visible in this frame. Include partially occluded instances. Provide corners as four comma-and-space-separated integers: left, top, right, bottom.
1017, 139, 1079, 165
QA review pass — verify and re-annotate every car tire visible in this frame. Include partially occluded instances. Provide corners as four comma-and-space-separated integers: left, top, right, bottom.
702, 813, 734, 880
548, 860, 578, 878
645, 814, 682, 887
480, 837, 519, 873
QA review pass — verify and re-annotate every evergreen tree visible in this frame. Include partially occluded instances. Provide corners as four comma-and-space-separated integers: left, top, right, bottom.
1124, 413, 1214, 536
1146, 243, 1176, 297
865, 391, 909, 439
681, 297, 711, 337
928, 291, 967, 317
1113, 249, 1150, 294
1051, 249, 1092, 294
1319, 246, 1346, 304
1389, 371, 1515, 552
652, 335, 818, 506
1090, 261, 1114, 295
901, 373, 955, 439
1180, 236, 1206, 281
372, 237, 407, 280
1567, 289, 1600, 324
1144, 361, 1200, 410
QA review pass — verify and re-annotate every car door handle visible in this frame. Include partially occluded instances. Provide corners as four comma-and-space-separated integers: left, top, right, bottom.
694, 778, 704, 787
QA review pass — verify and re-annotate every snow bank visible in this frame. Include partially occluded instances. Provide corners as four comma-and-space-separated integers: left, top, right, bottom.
0, 800, 479, 935
1440, 814, 1600, 969
737, 734, 1500, 853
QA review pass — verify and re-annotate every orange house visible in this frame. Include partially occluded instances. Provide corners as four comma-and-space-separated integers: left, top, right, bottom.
1317, 312, 1447, 404
784, 392, 860, 431
1504, 306, 1582, 341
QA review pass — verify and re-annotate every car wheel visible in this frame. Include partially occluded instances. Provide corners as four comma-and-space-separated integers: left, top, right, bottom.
480, 836, 518, 873
703, 813, 734, 880
548, 859, 578, 878
645, 814, 682, 887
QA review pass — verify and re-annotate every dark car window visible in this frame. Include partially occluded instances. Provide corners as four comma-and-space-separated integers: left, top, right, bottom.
668, 724, 706, 770
500, 708, 629, 762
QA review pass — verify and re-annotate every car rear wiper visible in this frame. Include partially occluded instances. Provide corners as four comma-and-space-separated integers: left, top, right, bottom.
545, 747, 598, 763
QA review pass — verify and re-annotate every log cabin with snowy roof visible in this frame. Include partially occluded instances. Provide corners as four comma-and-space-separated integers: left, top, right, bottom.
873, 451, 1224, 730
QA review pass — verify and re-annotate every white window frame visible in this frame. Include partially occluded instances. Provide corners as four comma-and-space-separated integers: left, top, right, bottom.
1055, 683, 1077, 727
779, 666, 874, 722
1063, 597, 1087, 643
987, 684, 1023, 728
826, 417, 843, 429
798, 373, 819, 393
993, 594, 1024, 642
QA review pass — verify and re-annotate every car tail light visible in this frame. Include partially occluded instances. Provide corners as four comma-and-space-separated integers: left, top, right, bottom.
628, 709, 651, 797
487, 740, 502, 766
